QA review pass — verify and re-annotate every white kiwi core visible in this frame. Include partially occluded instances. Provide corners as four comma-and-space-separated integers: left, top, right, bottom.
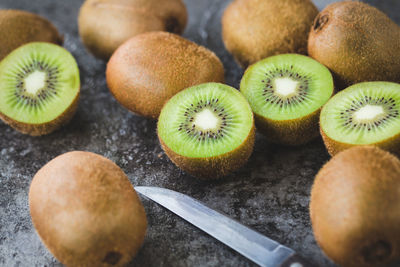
274, 77, 298, 97
193, 108, 219, 130
24, 70, 47, 95
354, 105, 385, 122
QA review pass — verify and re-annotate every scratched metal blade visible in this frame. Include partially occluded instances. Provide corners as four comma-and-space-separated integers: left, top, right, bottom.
135, 186, 295, 267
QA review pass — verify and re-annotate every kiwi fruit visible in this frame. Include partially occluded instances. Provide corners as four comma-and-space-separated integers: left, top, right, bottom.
78, 0, 188, 60
240, 54, 334, 145
157, 82, 255, 179
0, 9, 63, 61
0, 42, 80, 136
107, 31, 225, 119
310, 146, 400, 267
320, 82, 400, 156
29, 151, 147, 267
221, 0, 318, 68
308, 1, 400, 89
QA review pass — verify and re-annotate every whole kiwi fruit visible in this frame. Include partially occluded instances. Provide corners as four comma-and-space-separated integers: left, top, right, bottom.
222, 0, 318, 68
78, 0, 188, 60
106, 31, 225, 119
0, 9, 63, 61
29, 151, 147, 267
308, 1, 400, 89
310, 146, 400, 267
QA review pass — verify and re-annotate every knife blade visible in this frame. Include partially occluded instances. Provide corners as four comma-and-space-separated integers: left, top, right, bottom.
135, 186, 313, 267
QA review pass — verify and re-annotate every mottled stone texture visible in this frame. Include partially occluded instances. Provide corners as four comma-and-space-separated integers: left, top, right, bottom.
0, 0, 397, 266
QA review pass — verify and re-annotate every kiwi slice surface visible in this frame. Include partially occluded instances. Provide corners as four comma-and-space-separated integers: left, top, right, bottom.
0, 42, 80, 134
158, 82, 254, 178
159, 83, 252, 157
241, 54, 333, 120
320, 82, 400, 155
240, 54, 333, 145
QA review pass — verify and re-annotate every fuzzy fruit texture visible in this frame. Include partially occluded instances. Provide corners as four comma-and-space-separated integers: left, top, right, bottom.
78, 0, 187, 60
29, 151, 147, 267
222, 0, 318, 68
308, 1, 400, 89
310, 146, 400, 267
0, 9, 63, 61
106, 32, 225, 119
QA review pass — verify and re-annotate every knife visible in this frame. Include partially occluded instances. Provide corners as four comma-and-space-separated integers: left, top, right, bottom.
135, 186, 313, 267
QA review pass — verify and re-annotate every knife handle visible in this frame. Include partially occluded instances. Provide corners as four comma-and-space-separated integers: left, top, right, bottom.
280, 253, 315, 267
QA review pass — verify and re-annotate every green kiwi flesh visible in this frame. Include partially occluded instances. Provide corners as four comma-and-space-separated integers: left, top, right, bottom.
310, 146, 400, 267
0, 9, 63, 61
308, 1, 400, 88
240, 54, 334, 145
157, 82, 255, 179
320, 82, 400, 156
0, 42, 80, 136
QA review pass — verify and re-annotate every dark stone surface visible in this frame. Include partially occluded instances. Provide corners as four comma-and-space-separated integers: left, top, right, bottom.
0, 0, 398, 266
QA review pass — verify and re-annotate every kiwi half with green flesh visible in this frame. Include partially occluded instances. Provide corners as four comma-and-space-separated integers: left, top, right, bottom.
78, 0, 187, 60
222, 0, 318, 68
320, 82, 400, 156
0, 10, 63, 61
0, 42, 80, 136
310, 146, 400, 267
107, 31, 224, 120
240, 54, 334, 145
308, 1, 400, 89
157, 83, 255, 179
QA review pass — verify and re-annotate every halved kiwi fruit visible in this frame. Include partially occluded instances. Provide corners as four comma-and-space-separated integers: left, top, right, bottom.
0, 42, 80, 136
157, 83, 255, 179
320, 82, 400, 156
240, 54, 334, 145
310, 146, 400, 267
0, 9, 63, 61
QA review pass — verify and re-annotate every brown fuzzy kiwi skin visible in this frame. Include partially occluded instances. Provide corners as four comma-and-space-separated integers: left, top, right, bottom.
222, 0, 318, 68
320, 127, 400, 157
0, 10, 63, 61
255, 107, 323, 146
106, 31, 225, 120
308, 1, 400, 89
78, 0, 188, 60
0, 93, 79, 136
310, 146, 400, 267
29, 151, 147, 267
159, 124, 255, 179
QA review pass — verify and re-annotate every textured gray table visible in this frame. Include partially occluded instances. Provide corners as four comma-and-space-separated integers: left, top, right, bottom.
0, 0, 398, 266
